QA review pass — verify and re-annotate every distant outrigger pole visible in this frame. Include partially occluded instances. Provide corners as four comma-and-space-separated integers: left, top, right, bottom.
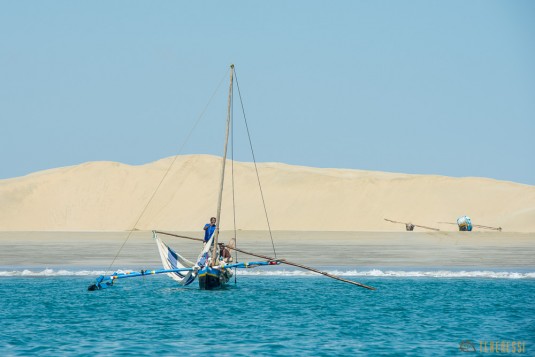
438, 222, 502, 231
384, 218, 440, 231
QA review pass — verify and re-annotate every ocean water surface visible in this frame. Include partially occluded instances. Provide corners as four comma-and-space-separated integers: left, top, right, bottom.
1, 270, 533, 356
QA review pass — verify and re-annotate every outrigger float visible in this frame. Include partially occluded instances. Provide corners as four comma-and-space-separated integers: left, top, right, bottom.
88, 65, 375, 291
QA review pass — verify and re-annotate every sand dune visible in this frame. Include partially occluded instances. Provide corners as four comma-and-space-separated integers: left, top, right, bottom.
1, 155, 534, 232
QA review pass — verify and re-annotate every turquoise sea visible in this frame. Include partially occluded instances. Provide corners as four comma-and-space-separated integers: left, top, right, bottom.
1, 269, 533, 356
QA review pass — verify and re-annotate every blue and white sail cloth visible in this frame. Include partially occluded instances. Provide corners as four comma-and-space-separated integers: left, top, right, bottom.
154, 231, 197, 286
153, 230, 217, 286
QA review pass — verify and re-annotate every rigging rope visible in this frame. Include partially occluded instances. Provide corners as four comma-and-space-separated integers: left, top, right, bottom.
104, 69, 230, 275
234, 69, 277, 259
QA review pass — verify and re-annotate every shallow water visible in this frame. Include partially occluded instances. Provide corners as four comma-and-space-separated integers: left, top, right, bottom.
1, 274, 533, 356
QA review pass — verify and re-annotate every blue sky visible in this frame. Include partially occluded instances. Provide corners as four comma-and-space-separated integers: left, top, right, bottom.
1, 1, 534, 184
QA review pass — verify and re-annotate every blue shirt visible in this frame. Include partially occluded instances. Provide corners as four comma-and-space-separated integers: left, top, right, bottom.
204, 224, 216, 242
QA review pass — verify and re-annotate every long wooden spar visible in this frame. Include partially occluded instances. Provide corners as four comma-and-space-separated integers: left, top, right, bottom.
212, 64, 234, 265
154, 230, 376, 290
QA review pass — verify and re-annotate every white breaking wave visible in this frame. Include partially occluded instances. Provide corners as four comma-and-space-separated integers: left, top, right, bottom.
235, 269, 535, 279
0, 268, 534, 279
0, 269, 107, 277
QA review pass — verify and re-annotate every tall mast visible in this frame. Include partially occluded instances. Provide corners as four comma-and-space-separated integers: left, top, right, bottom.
212, 64, 234, 265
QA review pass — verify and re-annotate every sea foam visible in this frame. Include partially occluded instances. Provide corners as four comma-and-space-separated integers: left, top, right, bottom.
1, 268, 533, 279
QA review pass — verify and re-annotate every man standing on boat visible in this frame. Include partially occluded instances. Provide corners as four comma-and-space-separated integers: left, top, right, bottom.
203, 217, 217, 243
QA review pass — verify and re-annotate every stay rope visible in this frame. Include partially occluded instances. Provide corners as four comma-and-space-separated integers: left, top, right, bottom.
234, 69, 277, 259
104, 69, 229, 275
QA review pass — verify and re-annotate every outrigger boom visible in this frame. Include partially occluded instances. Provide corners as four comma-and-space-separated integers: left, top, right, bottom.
88, 260, 280, 291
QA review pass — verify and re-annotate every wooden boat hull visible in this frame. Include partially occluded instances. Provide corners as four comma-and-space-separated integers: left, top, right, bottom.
198, 266, 232, 290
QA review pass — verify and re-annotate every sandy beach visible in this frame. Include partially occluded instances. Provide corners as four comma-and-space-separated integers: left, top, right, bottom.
1, 231, 533, 270
2, 156, 534, 272
1, 155, 534, 233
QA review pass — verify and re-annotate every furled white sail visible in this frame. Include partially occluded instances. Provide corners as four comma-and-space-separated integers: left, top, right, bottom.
194, 233, 215, 269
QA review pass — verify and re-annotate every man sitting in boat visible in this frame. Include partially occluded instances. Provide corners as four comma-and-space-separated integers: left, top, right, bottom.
203, 217, 217, 244
218, 243, 233, 263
